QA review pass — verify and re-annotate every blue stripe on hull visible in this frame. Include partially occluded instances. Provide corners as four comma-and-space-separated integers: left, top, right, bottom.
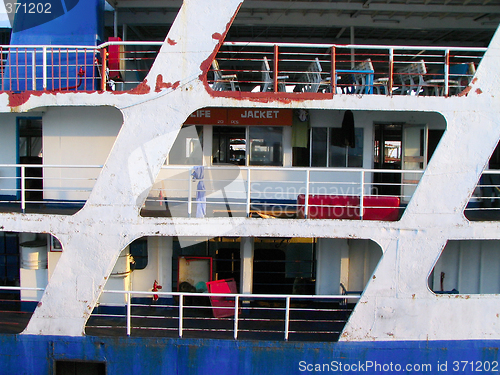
1, 334, 499, 374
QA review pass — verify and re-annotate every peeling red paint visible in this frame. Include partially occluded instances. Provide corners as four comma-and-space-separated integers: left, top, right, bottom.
475, 88, 483, 94
204, 88, 335, 104
167, 38, 177, 46
155, 75, 180, 92
458, 86, 472, 97
200, 4, 243, 85
126, 80, 151, 95
8, 91, 43, 107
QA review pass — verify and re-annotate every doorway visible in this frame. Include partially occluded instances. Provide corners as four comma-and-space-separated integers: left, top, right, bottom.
373, 124, 402, 196
18, 118, 42, 204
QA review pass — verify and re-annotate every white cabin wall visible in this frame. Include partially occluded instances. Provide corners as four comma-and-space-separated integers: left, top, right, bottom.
432, 240, 500, 295
43, 107, 123, 201
99, 247, 131, 305
347, 239, 382, 292
316, 238, 344, 295
130, 236, 173, 293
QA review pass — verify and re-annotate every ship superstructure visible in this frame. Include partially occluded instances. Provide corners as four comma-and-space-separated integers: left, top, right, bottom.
0, 0, 500, 373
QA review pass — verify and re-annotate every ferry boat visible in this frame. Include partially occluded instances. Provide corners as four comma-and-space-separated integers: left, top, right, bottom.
0, 0, 499, 373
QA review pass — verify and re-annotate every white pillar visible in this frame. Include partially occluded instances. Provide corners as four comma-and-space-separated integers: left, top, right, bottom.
240, 237, 254, 294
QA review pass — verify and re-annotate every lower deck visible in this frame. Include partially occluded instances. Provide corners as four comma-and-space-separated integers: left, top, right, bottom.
0, 293, 355, 342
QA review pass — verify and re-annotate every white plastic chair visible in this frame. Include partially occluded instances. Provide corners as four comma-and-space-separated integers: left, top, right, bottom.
211, 59, 239, 91
261, 56, 288, 92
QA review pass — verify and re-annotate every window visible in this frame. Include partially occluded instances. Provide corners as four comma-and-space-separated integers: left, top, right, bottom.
249, 126, 283, 166
213, 126, 284, 166
310, 127, 364, 167
213, 126, 246, 165
168, 125, 203, 165
18, 118, 42, 159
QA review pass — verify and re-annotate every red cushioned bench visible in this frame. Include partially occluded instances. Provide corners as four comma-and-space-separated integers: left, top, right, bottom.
297, 194, 400, 221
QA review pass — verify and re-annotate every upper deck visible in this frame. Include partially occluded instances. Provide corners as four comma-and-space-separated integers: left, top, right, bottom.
0, 40, 485, 97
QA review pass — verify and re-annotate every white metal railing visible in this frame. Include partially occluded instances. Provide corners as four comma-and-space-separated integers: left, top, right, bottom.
89, 290, 360, 341
0, 163, 423, 219
0, 163, 102, 213
145, 165, 423, 220
465, 170, 500, 220
0, 41, 486, 95
0, 285, 45, 334
0, 42, 163, 92
213, 42, 486, 96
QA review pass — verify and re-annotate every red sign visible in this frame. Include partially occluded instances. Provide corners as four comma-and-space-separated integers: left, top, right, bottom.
185, 108, 292, 126
227, 109, 292, 126
186, 108, 227, 125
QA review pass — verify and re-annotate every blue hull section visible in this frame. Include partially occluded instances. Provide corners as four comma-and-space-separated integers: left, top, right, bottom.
1, 335, 499, 374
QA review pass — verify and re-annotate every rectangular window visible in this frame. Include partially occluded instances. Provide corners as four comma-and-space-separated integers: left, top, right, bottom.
311, 128, 327, 167
212, 126, 246, 165
310, 127, 364, 167
330, 128, 364, 167
212, 126, 284, 166
248, 126, 283, 166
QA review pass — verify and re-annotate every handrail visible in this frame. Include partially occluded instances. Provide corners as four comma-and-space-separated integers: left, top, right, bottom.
0, 163, 425, 218
0, 286, 45, 292
0, 41, 485, 94
213, 41, 487, 53
101, 289, 360, 340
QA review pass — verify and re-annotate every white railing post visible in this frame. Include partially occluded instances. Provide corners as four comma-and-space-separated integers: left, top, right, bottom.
360, 170, 365, 220
304, 170, 310, 219
233, 295, 239, 339
246, 169, 251, 217
20, 165, 26, 213
179, 294, 184, 338
187, 169, 193, 218
444, 49, 450, 96
284, 296, 291, 341
42, 46, 47, 90
126, 291, 131, 336
31, 51, 36, 91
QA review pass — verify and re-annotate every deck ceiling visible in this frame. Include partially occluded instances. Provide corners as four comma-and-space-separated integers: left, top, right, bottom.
106, 0, 500, 46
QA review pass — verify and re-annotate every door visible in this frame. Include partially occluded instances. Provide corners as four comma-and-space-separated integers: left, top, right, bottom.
373, 124, 402, 196
402, 124, 428, 203
18, 118, 43, 204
